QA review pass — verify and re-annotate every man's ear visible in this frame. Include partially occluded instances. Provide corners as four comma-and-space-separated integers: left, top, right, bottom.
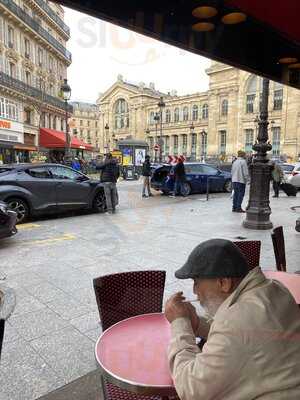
218, 277, 233, 294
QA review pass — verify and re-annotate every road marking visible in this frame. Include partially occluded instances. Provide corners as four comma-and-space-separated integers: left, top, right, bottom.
17, 223, 41, 230
31, 233, 76, 245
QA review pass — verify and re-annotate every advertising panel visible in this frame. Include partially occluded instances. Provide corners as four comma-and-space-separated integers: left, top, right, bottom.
135, 148, 146, 166
122, 147, 133, 165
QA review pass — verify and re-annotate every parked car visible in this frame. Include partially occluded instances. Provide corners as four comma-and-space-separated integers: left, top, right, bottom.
0, 201, 17, 239
151, 163, 232, 195
288, 163, 300, 188
281, 163, 295, 176
0, 164, 109, 223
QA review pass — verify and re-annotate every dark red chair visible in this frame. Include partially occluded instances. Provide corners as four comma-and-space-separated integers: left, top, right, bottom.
233, 240, 261, 270
271, 226, 287, 272
94, 270, 178, 400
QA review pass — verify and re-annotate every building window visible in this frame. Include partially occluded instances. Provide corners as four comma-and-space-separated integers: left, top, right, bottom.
0, 97, 19, 121
202, 104, 209, 119
25, 71, 31, 86
272, 127, 281, 156
219, 130, 227, 155
87, 120, 90, 127
191, 133, 197, 160
274, 89, 283, 110
165, 136, 170, 154
38, 48, 43, 67
182, 134, 188, 155
246, 95, 255, 113
183, 107, 189, 121
221, 99, 228, 116
149, 111, 155, 124
80, 120, 83, 126
174, 108, 179, 123
49, 56, 54, 73
245, 129, 254, 154
192, 105, 198, 121
8, 26, 14, 48
9, 62, 16, 78
24, 38, 30, 58
165, 109, 171, 124
95, 121, 98, 128
114, 99, 129, 129
201, 132, 208, 158
174, 135, 178, 155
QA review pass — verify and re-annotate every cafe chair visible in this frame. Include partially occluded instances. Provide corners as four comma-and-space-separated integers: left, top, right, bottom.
94, 270, 179, 400
271, 226, 286, 272
233, 240, 261, 270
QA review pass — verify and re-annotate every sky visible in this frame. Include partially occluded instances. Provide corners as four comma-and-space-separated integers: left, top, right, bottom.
63, 7, 211, 103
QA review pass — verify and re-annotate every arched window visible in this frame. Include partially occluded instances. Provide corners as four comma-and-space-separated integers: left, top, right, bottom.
150, 111, 155, 125
221, 99, 228, 116
166, 109, 171, 123
183, 106, 189, 121
246, 75, 257, 113
202, 104, 208, 119
174, 108, 179, 123
114, 98, 129, 129
192, 105, 198, 121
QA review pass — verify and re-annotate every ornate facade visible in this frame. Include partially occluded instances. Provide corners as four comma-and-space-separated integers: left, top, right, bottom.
0, 0, 71, 163
97, 64, 300, 162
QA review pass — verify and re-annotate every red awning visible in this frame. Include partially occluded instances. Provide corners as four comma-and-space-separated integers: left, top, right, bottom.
40, 128, 93, 151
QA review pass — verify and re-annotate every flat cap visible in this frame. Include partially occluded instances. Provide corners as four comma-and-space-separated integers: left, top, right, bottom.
175, 239, 249, 280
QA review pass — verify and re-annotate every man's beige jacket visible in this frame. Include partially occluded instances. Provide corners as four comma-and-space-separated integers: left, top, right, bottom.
168, 267, 300, 400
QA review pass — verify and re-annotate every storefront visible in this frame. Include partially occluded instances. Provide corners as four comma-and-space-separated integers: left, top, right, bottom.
39, 128, 93, 162
0, 119, 24, 164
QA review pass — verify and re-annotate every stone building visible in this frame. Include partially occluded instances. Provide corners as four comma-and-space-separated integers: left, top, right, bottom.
0, 0, 71, 163
97, 64, 300, 162
70, 101, 100, 156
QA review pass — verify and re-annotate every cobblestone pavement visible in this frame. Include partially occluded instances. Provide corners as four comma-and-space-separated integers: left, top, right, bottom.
1, 180, 299, 400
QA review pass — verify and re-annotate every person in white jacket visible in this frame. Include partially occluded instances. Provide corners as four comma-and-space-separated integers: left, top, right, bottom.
231, 150, 249, 212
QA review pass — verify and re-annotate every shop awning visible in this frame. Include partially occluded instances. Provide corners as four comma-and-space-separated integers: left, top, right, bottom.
40, 128, 93, 151
13, 144, 37, 151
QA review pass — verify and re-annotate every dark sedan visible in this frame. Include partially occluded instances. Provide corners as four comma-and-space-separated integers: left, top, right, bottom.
0, 164, 108, 223
0, 201, 17, 239
151, 163, 232, 195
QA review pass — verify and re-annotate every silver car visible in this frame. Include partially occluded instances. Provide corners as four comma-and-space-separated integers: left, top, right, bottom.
288, 163, 300, 188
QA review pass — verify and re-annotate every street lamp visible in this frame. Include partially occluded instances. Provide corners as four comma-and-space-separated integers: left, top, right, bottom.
104, 123, 109, 153
158, 97, 165, 163
60, 79, 71, 159
200, 130, 206, 162
153, 112, 160, 163
243, 78, 273, 230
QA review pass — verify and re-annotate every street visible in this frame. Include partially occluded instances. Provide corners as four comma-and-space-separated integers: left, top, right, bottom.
1, 179, 299, 400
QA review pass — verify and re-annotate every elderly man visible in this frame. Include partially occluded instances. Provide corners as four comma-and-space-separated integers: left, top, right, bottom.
165, 239, 300, 400
231, 150, 249, 212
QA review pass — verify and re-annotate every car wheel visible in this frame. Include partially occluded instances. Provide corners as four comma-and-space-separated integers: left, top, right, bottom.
93, 190, 106, 213
181, 183, 191, 197
224, 180, 232, 193
7, 198, 29, 224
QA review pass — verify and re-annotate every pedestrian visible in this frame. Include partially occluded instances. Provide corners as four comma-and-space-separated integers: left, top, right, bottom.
271, 162, 284, 198
142, 155, 153, 198
165, 238, 300, 400
96, 153, 120, 214
71, 157, 81, 171
231, 150, 249, 213
170, 156, 186, 197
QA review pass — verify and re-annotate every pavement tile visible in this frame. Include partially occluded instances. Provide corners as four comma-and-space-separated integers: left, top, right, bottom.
13, 293, 47, 316
24, 282, 70, 304
69, 311, 101, 333
3, 321, 21, 344
9, 308, 69, 341
84, 326, 103, 343
30, 327, 97, 383
46, 298, 92, 321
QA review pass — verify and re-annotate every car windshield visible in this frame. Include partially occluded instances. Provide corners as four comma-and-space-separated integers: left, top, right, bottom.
282, 165, 294, 172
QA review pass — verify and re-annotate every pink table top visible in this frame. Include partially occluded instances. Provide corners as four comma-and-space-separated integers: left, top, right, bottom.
95, 313, 175, 392
264, 270, 300, 304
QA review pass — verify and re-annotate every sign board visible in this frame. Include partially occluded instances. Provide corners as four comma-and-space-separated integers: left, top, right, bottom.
112, 150, 123, 164
122, 147, 133, 166
135, 148, 146, 166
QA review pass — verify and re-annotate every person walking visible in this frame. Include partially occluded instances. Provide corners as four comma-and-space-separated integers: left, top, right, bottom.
170, 156, 186, 197
142, 155, 153, 198
71, 157, 81, 171
231, 150, 249, 213
96, 153, 120, 214
271, 162, 284, 198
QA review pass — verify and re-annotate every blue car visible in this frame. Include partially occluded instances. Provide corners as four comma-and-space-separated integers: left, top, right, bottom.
151, 163, 232, 195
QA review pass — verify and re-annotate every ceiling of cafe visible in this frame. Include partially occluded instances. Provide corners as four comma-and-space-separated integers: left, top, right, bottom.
55, 0, 300, 88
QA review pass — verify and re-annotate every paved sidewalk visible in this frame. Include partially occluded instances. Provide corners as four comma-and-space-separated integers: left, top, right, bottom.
1, 184, 299, 399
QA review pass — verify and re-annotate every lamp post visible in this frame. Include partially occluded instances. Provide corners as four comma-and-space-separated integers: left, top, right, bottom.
104, 123, 109, 154
158, 97, 165, 163
200, 130, 206, 162
60, 79, 71, 159
153, 112, 160, 163
243, 78, 273, 230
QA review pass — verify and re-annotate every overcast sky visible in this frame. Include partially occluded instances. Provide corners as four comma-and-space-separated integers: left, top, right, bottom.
64, 7, 211, 103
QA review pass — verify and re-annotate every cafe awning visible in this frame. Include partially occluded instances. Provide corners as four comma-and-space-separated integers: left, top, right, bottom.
40, 128, 93, 151
54, 0, 300, 89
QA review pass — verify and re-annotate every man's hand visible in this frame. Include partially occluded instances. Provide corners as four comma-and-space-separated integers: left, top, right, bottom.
165, 292, 191, 323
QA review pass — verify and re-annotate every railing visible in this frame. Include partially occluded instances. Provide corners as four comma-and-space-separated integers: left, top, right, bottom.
34, 0, 70, 36
0, 0, 72, 62
0, 72, 73, 113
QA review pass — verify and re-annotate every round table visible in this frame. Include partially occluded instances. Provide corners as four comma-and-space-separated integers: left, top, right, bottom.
95, 313, 177, 398
264, 270, 300, 305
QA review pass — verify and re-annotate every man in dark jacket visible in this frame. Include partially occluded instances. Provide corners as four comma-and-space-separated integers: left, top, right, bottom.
96, 154, 120, 214
170, 156, 186, 197
142, 155, 153, 198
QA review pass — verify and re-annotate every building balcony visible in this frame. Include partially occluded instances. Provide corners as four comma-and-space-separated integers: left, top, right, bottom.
0, 71, 73, 113
0, 0, 72, 63
34, 0, 70, 37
